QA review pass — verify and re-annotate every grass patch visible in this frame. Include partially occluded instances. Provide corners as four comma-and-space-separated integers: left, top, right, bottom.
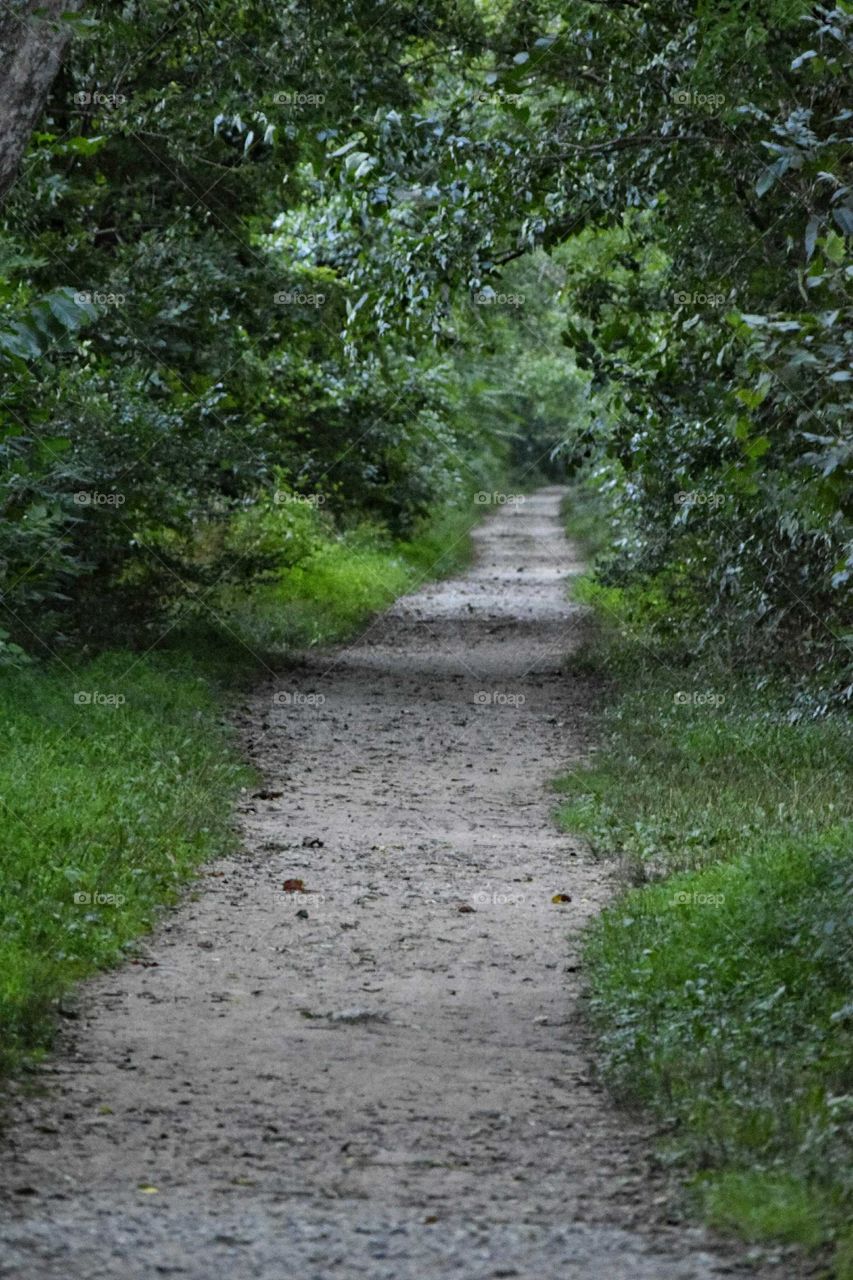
557, 559, 853, 1272
0, 504, 476, 1077
0, 649, 251, 1075
219, 504, 476, 654
699, 1172, 833, 1248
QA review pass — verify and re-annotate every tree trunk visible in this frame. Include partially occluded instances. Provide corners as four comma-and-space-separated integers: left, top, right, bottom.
0, 0, 82, 203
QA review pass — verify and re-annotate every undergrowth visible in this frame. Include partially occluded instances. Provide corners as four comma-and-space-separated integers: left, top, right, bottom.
559, 505, 853, 1277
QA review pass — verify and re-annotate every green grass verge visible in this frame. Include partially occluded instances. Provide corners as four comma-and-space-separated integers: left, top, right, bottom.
0, 649, 251, 1075
217, 505, 477, 655
0, 505, 476, 1077
556, 571, 853, 1276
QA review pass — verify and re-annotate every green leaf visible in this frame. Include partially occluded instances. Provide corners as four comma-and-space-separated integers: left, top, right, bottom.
824, 231, 845, 264
329, 138, 361, 158
756, 156, 790, 198
744, 435, 771, 459
804, 216, 819, 262
39, 437, 72, 458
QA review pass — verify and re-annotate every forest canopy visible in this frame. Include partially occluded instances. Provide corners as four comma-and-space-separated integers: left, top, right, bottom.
0, 0, 850, 692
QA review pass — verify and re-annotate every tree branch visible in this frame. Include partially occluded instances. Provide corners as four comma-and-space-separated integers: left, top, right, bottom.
543, 133, 715, 157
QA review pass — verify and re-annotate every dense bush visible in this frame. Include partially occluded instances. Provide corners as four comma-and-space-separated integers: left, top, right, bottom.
2, 2, 848, 673
0, 0, 503, 653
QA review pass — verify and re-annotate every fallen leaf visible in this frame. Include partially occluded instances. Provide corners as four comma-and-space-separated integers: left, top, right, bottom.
551, 893, 572, 904
137, 1184, 159, 1194
457, 903, 476, 914
283, 878, 305, 893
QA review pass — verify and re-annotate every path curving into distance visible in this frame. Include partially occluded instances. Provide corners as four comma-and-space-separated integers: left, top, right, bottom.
0, 488, 776, 1279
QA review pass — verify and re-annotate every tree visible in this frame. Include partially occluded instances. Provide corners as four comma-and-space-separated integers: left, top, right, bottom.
0, 0, 82, 201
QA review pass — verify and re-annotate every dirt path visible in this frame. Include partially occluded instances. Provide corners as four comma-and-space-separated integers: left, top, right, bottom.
1, 488, 771, 1278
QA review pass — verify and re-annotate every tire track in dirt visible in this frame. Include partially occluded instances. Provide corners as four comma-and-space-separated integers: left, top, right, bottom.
0, 488, 777, 1278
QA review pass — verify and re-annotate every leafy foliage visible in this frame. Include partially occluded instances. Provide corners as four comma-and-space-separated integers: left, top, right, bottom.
0, 0, 501, 650
2, 0, 849, 678
307, 0, 853, 687
0, 7, 849, 1265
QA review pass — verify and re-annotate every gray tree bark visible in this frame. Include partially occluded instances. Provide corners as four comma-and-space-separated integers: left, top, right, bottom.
0, 0, 82, 202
